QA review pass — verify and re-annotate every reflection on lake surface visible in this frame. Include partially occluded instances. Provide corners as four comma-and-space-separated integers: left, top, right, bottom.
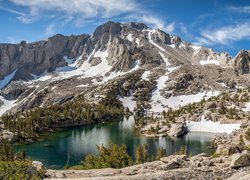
15, 116, 217, 169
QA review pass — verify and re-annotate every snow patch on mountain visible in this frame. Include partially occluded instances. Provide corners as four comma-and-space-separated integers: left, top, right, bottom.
159, 52, 170, 67
150, 75, 169, 112
218, 82, 228, 88
31, 71, 53, 82
84, 50, 111, 77
242, 102, 250, 112
191, 45, 201, 51
119, 96, 136, 112
150, 66, 181, 112
126, 34, 134, 42
200, 60, 220, 66
187, 115, 240, 133
148, 30, 166, 52
55, 56, 77, 72
141, 71, 150, 81
151, 91, 220, 112
0, 70, 17, 89
100, 60, 140, 84
169, 44, 176, 48
0, 96, 17, 116
136, 38, 140, 46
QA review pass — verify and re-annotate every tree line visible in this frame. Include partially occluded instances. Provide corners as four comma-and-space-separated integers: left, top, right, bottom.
1, 92, 124, 141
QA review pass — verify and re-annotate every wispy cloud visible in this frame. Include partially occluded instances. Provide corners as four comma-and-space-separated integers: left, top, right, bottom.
228, 5, 250, 13
5, 0, 176, 34
9, 0, 137, 21
44, 24, 56, 35
196, 23, 250, 45
179, 23, 187, 34
138, 15, 175, 33
0, 4, 38, 24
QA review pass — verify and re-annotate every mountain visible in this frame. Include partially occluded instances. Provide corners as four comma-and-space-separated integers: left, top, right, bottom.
0, 21, 249, 115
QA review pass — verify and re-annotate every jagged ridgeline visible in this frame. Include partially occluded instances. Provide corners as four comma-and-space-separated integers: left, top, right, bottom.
0, 21, 250, 118
1, 92, 124, 141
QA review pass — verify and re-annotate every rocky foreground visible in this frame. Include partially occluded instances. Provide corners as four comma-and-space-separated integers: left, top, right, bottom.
40, 119, 250, 180
44, 151, 250, 180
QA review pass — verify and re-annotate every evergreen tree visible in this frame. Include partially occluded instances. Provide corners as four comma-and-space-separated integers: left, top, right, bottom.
135, 144, 149, 164
156, 147, 167, 159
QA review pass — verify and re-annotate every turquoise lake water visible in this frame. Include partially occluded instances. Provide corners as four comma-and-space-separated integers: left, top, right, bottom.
15, 117, 217, 169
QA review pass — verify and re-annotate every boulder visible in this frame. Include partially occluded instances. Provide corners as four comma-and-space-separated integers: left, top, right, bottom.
168, 123, 187, 137
2, 130, 16, 142
158, 126, 169, 133
190, 153, 210, 162
216, 144, 241, 155
230, 152, 250, 168
233, 50, 250, 74
163, 160, 179, 170
204, 102, 217, 110
160, 155, 187, 164
32, 161, 44, 171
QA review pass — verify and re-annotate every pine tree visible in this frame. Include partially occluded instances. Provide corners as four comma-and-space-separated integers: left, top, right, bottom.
156, 147, 167, 159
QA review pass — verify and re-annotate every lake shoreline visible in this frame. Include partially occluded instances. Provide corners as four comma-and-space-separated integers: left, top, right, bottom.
14, 116, 218, 169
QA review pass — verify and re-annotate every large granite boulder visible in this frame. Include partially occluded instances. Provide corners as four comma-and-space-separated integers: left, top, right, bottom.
168, 122, 187, 137
230, 151, 250, 168
233, 50, 250, 74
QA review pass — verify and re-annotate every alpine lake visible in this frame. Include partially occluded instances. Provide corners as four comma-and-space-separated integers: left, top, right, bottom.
15, 116, 218, 169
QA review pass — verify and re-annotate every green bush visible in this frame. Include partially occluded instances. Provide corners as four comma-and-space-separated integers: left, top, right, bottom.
80, 142, 133, 169
0, 160, 45, 180
245, 128, 250, 141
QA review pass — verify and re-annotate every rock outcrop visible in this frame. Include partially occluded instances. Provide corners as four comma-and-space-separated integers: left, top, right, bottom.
230, 151, 250, 168
234, 50, 250, 74
0, 34, 89, 81
168, 122, 187, 137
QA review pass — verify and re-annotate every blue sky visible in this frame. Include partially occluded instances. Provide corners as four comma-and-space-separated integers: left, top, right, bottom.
0, 0, 249, 56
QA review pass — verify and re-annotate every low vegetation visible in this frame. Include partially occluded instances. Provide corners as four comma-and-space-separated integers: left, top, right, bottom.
70, 142, 168, 170
0, 139, 46, 179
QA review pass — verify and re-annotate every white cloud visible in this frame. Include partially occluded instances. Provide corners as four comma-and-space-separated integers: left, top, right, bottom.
179, 23, 187, 34
10, 0, 137, 19
196, 23, 250, 45
6, 0, 175, 35
139, 15, 175, 33
45, 24, 56, 35
228, 6, 250, 13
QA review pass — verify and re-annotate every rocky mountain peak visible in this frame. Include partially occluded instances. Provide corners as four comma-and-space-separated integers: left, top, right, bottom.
233, 50, 250, 74
125, 22, 148, 30
93, 21, 122, 39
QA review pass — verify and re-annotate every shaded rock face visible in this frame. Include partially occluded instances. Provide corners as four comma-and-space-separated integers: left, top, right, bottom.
234, 50, 250, 74
0, 34, 89, 80
230, 152, 250, 168
168, 122, 187, 137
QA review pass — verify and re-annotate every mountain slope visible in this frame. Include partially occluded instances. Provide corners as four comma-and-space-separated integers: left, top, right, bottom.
0, 21, 249, 115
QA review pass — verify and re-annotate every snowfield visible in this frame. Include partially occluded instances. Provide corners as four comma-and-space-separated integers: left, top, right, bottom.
0, 96, 17, 116
141, 71, 150, 81
159, 52, 171, 66
200, 60, 220, 66
119, 96, 136, 112
0, 69, 17, 89
190, 45, 201, 51
126, 34, 134, 42
149, 65, 219, 113
242, 102, 250, 112
151, 90, 220, 112
187, 116, 240, 134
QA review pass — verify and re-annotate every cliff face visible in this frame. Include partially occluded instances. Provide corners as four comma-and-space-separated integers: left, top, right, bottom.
0, 34, 89, 80
233, 50, 250, 74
